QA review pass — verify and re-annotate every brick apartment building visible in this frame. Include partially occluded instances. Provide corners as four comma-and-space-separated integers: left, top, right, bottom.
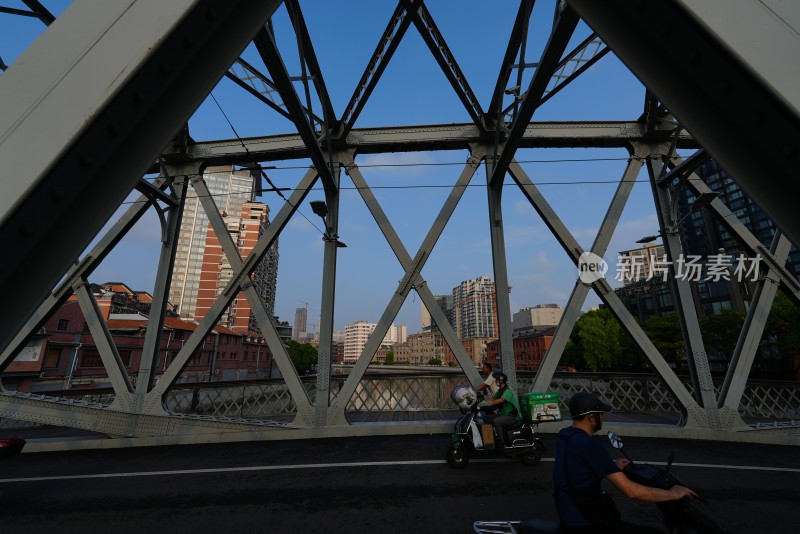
484, 327, 556, 371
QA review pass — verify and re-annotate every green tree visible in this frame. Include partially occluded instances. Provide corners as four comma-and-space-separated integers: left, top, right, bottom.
384, 351, 395, 365
574, 309, 622, 371
564, 309, 623, 371
561, 338, 584, 369
699, 309, 745, 364
286, 340, 318, 374
642, 313, 683, 367
428, 358, 442, 366
761, 291, 800, 379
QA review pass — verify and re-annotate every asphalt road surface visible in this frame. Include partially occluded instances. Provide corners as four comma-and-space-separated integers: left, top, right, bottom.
0, 432, 798, 533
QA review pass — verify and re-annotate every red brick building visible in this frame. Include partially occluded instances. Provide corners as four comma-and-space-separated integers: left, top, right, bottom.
3, 299, 273, 392
485, 327, 556, 371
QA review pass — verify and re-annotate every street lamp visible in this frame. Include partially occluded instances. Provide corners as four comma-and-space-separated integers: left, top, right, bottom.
309, 200, 347, 248
637, 191, 718, 244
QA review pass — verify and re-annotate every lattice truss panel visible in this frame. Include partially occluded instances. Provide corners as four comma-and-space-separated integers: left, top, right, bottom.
0, 0, 799, 439
165, 382, 315, 418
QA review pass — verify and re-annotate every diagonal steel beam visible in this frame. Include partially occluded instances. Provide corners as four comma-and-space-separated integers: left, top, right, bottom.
254, 26, 337, 196
531, 155, 643, 392
144, 169, 318, 414
285, 0, 337, 133
719, 231, 791, 412
339, 1, 419, 137
673, 156, 800, 305
402, 0, 485, 132
191, 174, 313, 425
225, 59, 294, 123
488, 5, 579, 186
135, 171, 188, 395
0, 177, 165, 370
0, 0, 284, 363
20, 0, 55, 24
74, 280, 135, 401
0, 2, 54, 24
486, 0, 534, 124
507, 160, 698, 412
330, 152, 484, 417
648, 149, 717, 410
539, 32, 610, 106
657, 148, 709, 186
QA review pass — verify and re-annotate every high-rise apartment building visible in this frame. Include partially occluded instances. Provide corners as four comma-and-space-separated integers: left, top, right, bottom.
614, 159, 799, 323
420, 294, 455, 333
677, 160, 800, 315
169, 166, 279, 333
452, 275, 498, 340
617, 243, 667, 286
293, 307, 308, 341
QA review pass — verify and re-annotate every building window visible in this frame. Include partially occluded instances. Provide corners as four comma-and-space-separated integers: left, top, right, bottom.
44, 347, 62, 368
80, 348, 103, 368
118, 350, 132, 367
56, 319, 70, 331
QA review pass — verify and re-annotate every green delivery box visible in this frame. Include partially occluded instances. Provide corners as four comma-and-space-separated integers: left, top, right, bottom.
519, 392, 562, 423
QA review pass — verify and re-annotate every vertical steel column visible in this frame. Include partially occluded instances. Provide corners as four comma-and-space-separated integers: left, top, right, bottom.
136, 172, 188, 397
485, 156, 516, 389
646, 148, 717, 411
315, 160, 342, 426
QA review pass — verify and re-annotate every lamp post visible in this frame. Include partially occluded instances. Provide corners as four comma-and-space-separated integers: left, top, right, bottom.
637, 191, 718, 244
310, 200, 347, 247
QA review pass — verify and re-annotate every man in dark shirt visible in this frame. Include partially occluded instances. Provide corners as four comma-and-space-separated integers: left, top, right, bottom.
553, 392, 696, 532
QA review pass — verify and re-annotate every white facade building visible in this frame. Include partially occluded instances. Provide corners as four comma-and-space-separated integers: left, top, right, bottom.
343, 320, 405, 364
453, 275, 497, 340
512, 304, 564, 335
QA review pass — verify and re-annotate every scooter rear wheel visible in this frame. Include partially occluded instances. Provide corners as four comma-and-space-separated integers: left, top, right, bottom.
446, 441, 470, 469
520, 441, 543, 466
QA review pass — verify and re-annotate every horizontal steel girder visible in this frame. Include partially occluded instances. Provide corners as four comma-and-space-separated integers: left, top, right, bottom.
168, 121, 699, 166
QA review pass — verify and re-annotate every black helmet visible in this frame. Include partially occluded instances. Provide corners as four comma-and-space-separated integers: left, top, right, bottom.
493, 371, 508, 383
569, 392, 613, 418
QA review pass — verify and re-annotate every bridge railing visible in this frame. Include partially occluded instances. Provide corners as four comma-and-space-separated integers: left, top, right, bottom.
2, 371, 798, 427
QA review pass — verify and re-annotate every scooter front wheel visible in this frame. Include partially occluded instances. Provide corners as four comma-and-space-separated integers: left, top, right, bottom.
446, 440, 471, 469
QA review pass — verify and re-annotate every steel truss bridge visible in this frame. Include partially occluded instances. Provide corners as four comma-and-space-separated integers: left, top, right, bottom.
1, 0, 799, 446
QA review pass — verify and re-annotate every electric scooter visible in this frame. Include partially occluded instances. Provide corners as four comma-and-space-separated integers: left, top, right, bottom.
473, 432, 730, 533
446, 386, 544, 469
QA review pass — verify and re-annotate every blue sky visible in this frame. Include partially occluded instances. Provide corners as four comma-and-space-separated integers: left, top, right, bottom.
2, 1, 672, 333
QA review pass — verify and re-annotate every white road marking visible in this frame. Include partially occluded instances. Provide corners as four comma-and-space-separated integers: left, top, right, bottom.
0, 457, 797, 484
